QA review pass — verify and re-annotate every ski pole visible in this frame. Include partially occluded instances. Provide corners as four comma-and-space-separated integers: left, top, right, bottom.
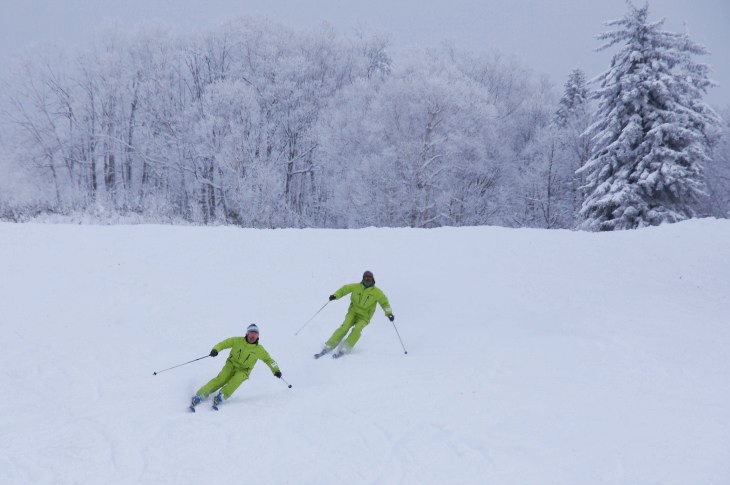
391, 321, 408, 354
153, 355, 210, 375
294, 300, 330, 335
280, 377, 293, 388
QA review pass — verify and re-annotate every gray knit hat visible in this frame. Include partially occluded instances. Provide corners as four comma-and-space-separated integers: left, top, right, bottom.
247, 323, 259, 334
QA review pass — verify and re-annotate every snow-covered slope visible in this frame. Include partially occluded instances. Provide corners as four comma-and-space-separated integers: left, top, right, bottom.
1, 220, 728, 484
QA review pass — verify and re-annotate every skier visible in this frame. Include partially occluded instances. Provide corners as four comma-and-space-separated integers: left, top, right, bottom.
316, 270, 394, 359
190, 324, 282, 410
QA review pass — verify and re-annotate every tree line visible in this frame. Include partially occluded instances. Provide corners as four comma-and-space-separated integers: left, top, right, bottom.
1, 5, 728, 229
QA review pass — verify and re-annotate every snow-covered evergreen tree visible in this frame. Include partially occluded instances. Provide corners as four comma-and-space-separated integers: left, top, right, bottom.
579, 1, 721, 231
554, 68, 593, 227
555, 68, 588, 128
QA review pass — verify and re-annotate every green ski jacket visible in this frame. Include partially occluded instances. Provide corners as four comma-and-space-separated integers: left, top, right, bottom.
333, 283, 392, 322
213, 337, 280, 375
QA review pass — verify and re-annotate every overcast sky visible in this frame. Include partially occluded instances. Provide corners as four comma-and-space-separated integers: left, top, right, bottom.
1, 0, 728, 106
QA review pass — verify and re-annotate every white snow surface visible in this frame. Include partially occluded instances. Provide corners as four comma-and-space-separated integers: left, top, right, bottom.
1, 219, 728, 485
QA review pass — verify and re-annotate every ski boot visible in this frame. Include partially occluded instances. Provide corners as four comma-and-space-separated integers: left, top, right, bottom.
314, 345, 333, 359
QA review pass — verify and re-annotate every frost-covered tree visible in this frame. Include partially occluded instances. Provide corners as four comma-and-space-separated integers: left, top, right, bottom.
554, 68, 593, 227
555, 68, 588, 128
579, 1, 721, 231
1, 16, 564, 228
702, 105, 730, 217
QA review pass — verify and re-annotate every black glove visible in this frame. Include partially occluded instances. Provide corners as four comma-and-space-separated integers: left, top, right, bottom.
388, 314, 395, 322
209, 349, 218, 357
329, 294, 336, 301
274, 371, 282, 378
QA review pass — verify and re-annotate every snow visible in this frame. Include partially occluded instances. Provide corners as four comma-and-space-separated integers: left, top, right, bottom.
1, 219, 728, 484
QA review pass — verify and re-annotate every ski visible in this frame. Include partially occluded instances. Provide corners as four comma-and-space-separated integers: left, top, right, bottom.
332, 351, 345, 359
313, 350, 328, 359
190, 403, 218, 411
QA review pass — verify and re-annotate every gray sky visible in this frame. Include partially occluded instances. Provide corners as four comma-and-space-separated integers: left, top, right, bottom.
1, 0, 728, 106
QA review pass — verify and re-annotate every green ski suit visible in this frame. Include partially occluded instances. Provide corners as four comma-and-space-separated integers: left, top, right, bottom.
196, 337, 280, 399
326, 283, 393, 352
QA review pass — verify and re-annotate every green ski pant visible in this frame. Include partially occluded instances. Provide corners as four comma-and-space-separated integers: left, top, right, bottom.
326, 312, 371, 351
196, 361, 251, 399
